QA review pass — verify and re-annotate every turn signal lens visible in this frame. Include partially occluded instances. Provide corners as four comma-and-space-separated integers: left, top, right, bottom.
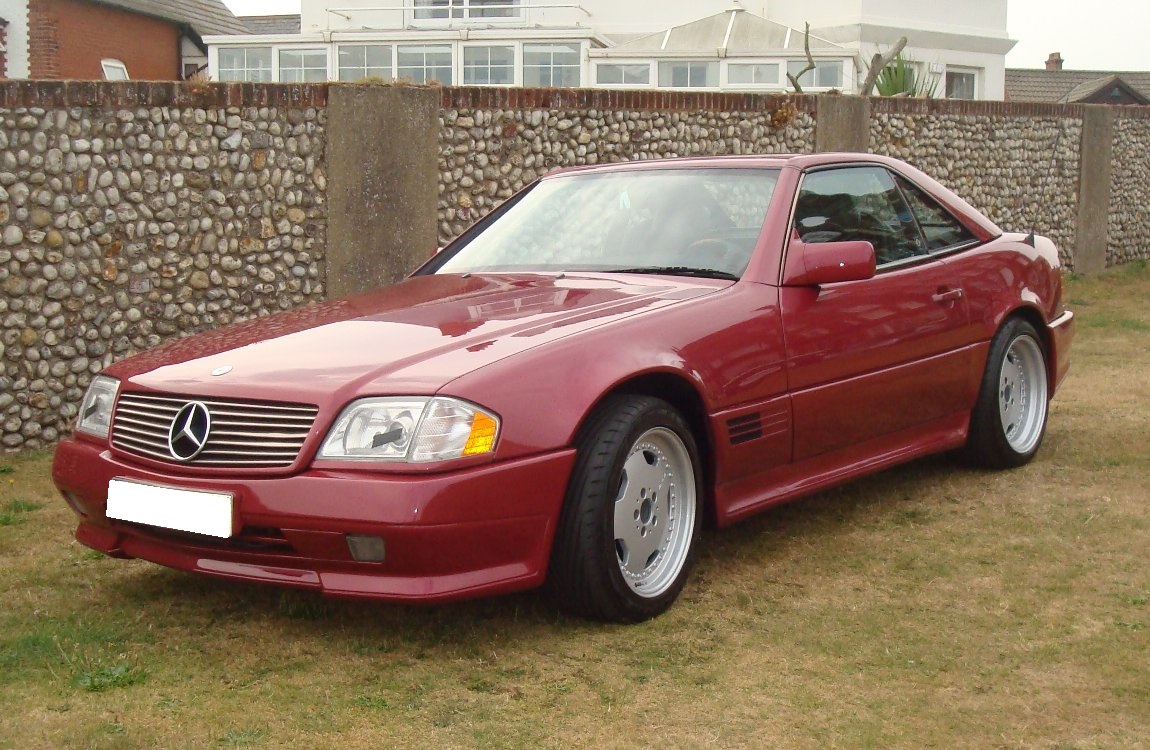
463, 412, 499, 456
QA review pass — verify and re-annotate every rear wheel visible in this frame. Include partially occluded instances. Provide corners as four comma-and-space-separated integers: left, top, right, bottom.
547, 396, 701, 622
963, 317, 1049, 468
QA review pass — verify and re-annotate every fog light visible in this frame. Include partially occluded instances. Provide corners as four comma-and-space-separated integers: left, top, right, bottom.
346, 534, 386, 562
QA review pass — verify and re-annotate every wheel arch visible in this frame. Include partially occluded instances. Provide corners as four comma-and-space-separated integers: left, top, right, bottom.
576, 370, 717, 528
1000, 304, 1057, 387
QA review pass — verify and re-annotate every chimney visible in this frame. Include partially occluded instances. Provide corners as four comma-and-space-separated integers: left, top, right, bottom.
1046, 52, 1064, 71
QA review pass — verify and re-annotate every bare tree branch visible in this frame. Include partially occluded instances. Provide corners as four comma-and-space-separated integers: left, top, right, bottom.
786, 23, 816, 93
859, 36, 908, 96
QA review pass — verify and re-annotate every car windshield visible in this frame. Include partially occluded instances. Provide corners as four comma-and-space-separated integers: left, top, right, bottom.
431, 168, 780, 280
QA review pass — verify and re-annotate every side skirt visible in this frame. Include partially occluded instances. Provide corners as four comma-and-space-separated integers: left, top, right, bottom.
713, 410, 970, 527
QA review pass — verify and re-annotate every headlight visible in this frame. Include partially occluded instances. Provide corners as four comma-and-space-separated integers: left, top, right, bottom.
76, 376, 120, 440
318, 397, 500, 463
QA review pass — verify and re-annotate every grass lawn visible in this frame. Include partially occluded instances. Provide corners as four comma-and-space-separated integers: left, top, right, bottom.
1, 263, 1148, 749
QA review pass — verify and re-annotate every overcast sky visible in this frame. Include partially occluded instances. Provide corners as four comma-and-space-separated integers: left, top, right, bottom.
223, 0, 1150, 71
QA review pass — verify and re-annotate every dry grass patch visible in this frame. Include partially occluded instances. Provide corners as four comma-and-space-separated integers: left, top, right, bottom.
2, 262, 1148, 749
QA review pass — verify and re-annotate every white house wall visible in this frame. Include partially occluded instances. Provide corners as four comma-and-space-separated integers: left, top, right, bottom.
0, 0, 30, 78
767, 0, 1008, 39
301, 0, 771, 35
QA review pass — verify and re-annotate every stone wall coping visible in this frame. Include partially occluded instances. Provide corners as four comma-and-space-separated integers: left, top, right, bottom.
3, 81, 1150, 120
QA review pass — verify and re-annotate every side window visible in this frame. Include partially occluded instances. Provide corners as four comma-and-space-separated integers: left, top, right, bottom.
794, 167, 927, 266
893, 174, 977, 251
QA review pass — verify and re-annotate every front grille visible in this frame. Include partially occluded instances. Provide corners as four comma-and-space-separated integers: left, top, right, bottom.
112, 393, 319, 469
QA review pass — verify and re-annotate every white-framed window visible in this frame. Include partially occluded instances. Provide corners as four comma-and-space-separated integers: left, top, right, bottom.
218, 47, 273, 82
945, 68, 977, 99
279, 49, 328, 82
658, 61, 719, 88
463, 45, 515, 85
726, 62, 781, 87
101, 59, 129, 80
414, 0, 522, 22
595, 63, 651, 86
397, 44, 453, 84
338, 44, 394, 81
786, 59, 843, 89
523, 43, 580, 87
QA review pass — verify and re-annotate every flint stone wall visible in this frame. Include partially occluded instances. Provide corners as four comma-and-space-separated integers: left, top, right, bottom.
869, 102, 1082, 268
2, 82, 1149, 453
1109, 117, 1150, 267
0, 82, 328, 450
436, 90, 815, 243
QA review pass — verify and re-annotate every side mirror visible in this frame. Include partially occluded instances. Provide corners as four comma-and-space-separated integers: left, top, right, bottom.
782, 237, 876, 286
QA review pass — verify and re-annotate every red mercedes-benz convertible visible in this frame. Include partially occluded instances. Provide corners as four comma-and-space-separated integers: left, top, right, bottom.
53, 153, 1074, 622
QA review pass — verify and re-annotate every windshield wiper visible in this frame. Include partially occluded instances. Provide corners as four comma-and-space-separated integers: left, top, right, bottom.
608, 266, 740, 281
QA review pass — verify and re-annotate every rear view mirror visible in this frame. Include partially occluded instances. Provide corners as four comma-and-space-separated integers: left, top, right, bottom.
782, 237, 876, 286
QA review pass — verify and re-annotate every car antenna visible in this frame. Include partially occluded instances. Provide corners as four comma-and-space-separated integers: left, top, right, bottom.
1025, 124, 1064, 247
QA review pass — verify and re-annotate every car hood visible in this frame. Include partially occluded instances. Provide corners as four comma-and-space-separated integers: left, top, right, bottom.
110, 273, 721, 405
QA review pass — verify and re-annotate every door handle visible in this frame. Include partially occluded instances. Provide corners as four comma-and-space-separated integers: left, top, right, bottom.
932, 288, 964, 303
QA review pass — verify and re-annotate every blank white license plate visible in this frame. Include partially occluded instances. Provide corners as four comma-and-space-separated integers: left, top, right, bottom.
106, 479, 234, 538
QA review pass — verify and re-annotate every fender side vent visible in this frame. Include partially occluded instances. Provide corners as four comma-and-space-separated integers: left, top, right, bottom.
727, 413, 764, 445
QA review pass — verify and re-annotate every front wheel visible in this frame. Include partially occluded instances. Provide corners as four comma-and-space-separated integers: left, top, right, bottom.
547, 396, 702, 622
963, 317, 1050, 469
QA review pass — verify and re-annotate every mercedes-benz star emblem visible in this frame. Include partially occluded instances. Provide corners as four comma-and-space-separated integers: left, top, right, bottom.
168, 402, 212, 461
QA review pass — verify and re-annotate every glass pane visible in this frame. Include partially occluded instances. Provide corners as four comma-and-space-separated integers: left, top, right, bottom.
219, 48, 245, 69
894, 174, 975, 250
339, 45, 367, 69
816, 61, 842, 88
415, 0, 449, 19
366, 45, 392, 68
435, 169, 781, 278
728, 63, 779, 85
946, 72, 975, 99
471, 0, 517, 17
659, 62, 716, 88
787, 60, 814, 87
524, 45, 580, 87
398, 45, 453, 84
794, 167, 927, 264
464, 46, 514, 85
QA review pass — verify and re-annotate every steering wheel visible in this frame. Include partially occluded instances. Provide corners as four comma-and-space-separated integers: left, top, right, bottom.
684, 238, 744, 274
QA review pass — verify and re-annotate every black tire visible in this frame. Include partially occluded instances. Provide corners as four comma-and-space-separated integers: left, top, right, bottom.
963, 317, 1050, 469
547, 395, 703, 623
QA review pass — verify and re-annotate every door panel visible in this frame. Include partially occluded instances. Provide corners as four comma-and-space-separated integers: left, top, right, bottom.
782, 166, 973, 461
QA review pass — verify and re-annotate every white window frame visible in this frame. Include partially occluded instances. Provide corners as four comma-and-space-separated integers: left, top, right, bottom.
461, 42, 517, 86
657, 60, 720, 90
337, 43, 395, 82
593, 61, 654, 88
101, 58, 130, 80
397, 43, 455, 85
786, 58, 845, 91
722, 59, 785, 90
216, 46, 274, 82
411, 0, 524, 27
278, 47, 330, 83
944, 67, 979, 100
522, 42, 582, 88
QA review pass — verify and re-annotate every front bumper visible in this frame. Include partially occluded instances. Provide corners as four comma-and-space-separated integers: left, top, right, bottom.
53, 437, 576, 602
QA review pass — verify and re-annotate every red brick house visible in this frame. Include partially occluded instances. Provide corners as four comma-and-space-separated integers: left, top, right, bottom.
0, 0, 248, 80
